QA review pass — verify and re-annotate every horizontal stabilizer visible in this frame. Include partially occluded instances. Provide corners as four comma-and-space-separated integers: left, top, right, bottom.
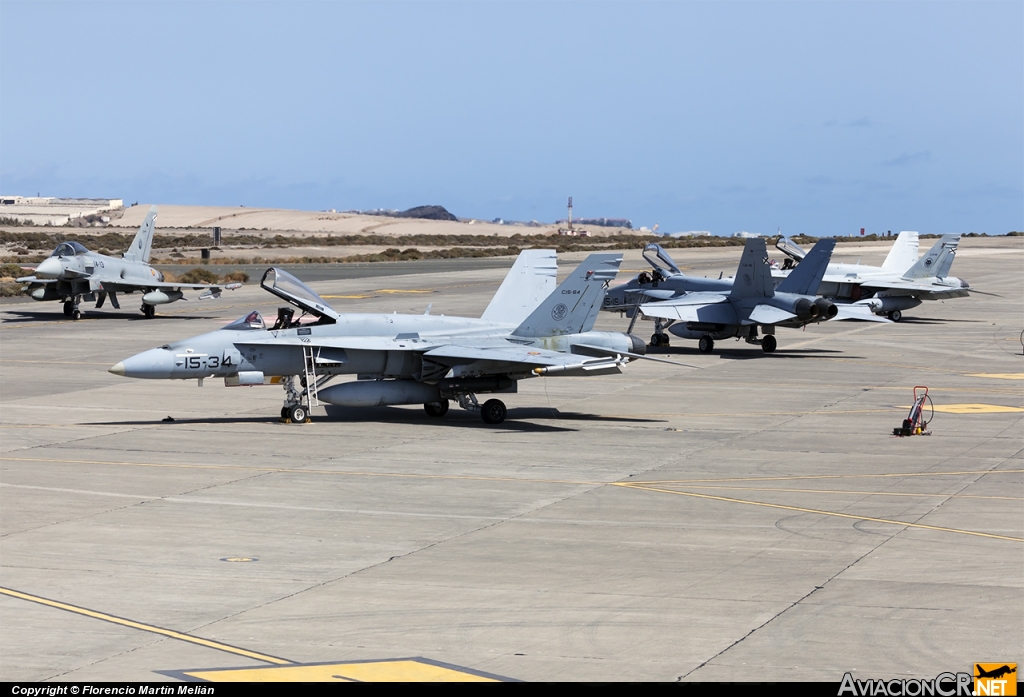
834, 305, 892, 322
747, 304, 796, 325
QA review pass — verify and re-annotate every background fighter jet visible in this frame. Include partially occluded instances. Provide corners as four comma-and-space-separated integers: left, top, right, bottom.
17, 206, 238, 319
772, 231, 970, 321
110, 250, 671, 425
634, 237, 842, 353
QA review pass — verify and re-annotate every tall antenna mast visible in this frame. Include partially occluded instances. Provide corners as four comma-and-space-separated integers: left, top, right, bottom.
567, 196, 573, 232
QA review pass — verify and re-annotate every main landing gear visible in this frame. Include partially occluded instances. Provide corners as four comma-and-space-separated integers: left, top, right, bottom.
63, 298, 82, 320
140, 303, 156, 319
649, 318, 673, 347
426, 394, 508, 425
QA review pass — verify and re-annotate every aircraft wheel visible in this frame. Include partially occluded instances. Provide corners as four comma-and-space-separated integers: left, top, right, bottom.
424, 400, 449, 417
288, 404, 308, 423
72, 309, 81, 321
698, 336, 714, 353
63, 301, 74, 316
142, 304, 156, 319
888, 310, 902, 322
650, 333, 660, 346
280, 407, 290, 421
480, 399, 507, 425
659, 332, 670, 346
762, 335, 777, 353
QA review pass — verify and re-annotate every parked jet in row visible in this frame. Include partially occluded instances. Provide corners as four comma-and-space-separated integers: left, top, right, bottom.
109, 251, 678, 425
772, 231, 969, 321
17, 206, 238, 319
629, 238, 845, 353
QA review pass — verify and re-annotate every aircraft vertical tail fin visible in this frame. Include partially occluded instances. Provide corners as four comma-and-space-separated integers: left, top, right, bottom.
727, 238, 775, 300
512, 253, 622, 337
481, 249, 558, 324
122, 206, 158, 263
881, 230, 919, 272
775, 238, 836, 295
903, 234, 960, 279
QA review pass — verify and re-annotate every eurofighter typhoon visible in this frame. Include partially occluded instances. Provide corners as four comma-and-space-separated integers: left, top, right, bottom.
109, 251, 668, 425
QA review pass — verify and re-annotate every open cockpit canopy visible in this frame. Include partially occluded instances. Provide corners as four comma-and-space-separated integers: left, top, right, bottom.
642, 244, 681, 276
51, 241, 90, 257
260, 268, 339, 323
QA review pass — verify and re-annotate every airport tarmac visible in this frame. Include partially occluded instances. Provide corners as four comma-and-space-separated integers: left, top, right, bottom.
1, 238, 1021, 682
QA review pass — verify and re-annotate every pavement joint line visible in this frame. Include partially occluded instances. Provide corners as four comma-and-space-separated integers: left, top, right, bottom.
612, 483, 1024, 542
4, 455, 1019, 489
0, 587, 294, 666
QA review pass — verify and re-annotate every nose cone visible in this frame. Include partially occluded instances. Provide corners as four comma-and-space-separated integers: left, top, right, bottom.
34, 256, 64, 279
110, 347, 175, 379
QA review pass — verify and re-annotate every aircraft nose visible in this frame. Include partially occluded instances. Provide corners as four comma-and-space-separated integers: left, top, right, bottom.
110, 348, 174, 379
34, 257, 64, 279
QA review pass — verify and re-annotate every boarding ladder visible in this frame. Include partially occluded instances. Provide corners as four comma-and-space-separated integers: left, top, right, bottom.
302, 345, 320, 408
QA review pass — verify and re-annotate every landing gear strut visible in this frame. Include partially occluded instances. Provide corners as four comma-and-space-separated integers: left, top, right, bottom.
456, 393, 507, 425
141, 303, 156, 319
649, 319, 673, 347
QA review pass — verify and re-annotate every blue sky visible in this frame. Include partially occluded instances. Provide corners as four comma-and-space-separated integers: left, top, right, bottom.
2, 1, 1021, 235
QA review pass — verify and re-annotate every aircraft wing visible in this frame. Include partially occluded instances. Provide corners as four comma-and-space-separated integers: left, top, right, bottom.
423, 344, 627, 376
639, 294, 736, 324
858, 279, 970, 296
99, 280, 230, 293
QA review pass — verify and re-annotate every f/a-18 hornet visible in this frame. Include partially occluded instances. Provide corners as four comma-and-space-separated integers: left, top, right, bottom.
17, 206, 238, 319
606, 237, 851, 353
110, 251, 673, 425
772, 231, 969, 321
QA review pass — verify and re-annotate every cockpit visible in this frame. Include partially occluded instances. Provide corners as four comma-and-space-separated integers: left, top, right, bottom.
223, 311, 266, 331
260, 268, 339, 325
51, 241, 90, 257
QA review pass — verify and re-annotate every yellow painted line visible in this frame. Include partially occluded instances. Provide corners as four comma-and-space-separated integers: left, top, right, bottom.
967, 373, 1024, 380
613, 483, 1024, 543
183, 660, 499, 682
0, 587, 293, 665
674, 484, 1023, 501
638, 470, 1024, 485
375, 289, 434, 294
897, 403, 1024, 414
319, 294, 371, 299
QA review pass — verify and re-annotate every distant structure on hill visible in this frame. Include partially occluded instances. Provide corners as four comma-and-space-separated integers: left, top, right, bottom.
0, 195, 123, 226
358, 205, 457, 221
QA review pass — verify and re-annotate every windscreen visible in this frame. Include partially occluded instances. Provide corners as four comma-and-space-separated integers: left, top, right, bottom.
260, 268, 339, 323
223, 311, 266, 331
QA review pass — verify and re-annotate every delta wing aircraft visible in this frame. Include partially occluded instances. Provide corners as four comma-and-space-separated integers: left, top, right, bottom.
109, 250, 673, 425
772, 231, 970, 321
17, 206, 239, 319
632, 237, 845, 353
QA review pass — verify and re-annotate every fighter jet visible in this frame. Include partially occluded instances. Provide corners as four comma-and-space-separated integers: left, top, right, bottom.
16, 206, 238, 319
109, 251, 670, 425
772, 231, 970, 321
632, 237, 842, 353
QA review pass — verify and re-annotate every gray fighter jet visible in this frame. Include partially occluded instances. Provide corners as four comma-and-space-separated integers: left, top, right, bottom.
630, 237, 843, 353
772, 232, 970, 321
109, 250, 666, 425
17, 206, 238, 319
